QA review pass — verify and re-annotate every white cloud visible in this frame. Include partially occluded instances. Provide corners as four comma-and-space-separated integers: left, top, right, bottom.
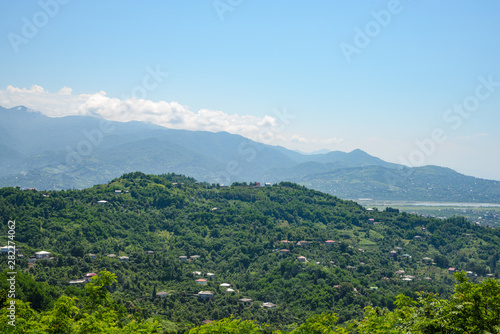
0, 85, 284, 143
291, 134, 308, 143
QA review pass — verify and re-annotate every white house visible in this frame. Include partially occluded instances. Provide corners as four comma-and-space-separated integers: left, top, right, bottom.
35, 251, 51, 259
198, 291, 213, 299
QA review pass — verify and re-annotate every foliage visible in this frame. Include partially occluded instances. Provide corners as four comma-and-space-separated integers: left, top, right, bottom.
1, 172, 500, 331
0, 271, 159, 334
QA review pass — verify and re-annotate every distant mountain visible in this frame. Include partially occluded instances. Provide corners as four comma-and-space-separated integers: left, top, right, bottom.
1, 105, 500, 202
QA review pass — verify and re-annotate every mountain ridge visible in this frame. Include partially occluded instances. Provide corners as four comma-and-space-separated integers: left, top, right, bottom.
1, 105, 499, 202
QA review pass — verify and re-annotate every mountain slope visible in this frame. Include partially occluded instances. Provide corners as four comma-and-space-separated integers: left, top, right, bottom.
1, 172, 499, 330
1, 105, 500, 203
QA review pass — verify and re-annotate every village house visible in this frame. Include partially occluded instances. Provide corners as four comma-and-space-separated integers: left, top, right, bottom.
85, 273, 97, 282
97, 200, 108, 204
297, 241, 309, 246
239, 298, 253, 306
220, 283, 231, 287
69, 279, 86, 284
198, 291, 213, 299
107, 254, 116, 258
190, 255, 200, 260
147, 251, 154, 255
207, 273, 215, 280
179, 255, 188, 261
196, 279, 208, 285
297, 256, 307, 262
35, 251, 51, 259
325, 240, 335, 246
156, 291, 168, 298
262, 302, 277, 309
119, 256, 129, 262
1, 246, 15, 254
448, 268, 456, 274
413, 235, 422, 240
279, 249, 290, 255
88, 253, 97, 260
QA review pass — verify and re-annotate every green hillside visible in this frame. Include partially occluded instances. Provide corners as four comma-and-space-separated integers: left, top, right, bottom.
1, 172, 500, 332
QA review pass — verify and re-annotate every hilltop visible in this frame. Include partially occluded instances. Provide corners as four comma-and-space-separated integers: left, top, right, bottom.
1, 105, 500, 203
1, 172, 499, 331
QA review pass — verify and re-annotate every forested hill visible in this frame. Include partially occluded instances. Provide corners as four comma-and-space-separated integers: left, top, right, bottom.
1, 172, 500, 332
2, 105, 500, 203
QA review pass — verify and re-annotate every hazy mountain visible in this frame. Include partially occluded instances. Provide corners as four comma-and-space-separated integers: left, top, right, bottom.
1, 105, 500, 202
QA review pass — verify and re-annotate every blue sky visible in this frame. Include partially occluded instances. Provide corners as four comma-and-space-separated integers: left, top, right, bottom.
1, 1, 499, 180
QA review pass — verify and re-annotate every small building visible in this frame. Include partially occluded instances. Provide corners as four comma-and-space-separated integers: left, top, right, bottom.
422, 257, 432, 262
190, 255, 200, 260
207, 273, 215, 280
35, 251, 51, 259
239, 298, 253, 306
368, 218, 375, 224
226, 288, 235, 293
1, 246, 14, 253
88, 253, 97, 260
262, 302, 277, 309
395, 270, 405, 275
448, 268, 456, 274
107, 254, 116, 258
297, 256, 307, 262
192, 271, 202, 276
487, 274, 495, 278
147, 251, 154, 255
325, 240, 335, 246
394, 247, 403, 251
179, 256, 188, 261
196, 279, 208, 286
265, 183, 271, 186
466, 271, 474, 277
198, 291, 213, 299
402, 277, 412, 281
156, 291, 168, 298
413, 235, 422, 240
220, 283, 231, 287
69, 279, 86, 284
119, 256, 129, 262
297, 241, 309, 246
85, 273, 97, 282
389, 251, 397, 257
402, 254, 412, 259
279, 249, 290, 255
280, 240, 289, 244
97, 200, 108, 204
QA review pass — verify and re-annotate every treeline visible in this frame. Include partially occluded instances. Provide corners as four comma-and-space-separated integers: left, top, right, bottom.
1, 172, 499, 331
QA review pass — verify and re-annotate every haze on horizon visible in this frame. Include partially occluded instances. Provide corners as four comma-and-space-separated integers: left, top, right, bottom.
1, 1, 499, 181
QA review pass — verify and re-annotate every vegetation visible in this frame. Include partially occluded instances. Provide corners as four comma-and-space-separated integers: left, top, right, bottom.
1, 172, 500, 332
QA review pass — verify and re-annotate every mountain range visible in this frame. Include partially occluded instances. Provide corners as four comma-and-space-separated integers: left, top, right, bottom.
1, 105, 499, 203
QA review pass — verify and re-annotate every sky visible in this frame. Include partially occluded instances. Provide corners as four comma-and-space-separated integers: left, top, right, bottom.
0, 1, 499, 180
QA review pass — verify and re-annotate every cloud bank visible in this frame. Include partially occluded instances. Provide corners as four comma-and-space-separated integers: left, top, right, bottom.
0, 85, 281, 141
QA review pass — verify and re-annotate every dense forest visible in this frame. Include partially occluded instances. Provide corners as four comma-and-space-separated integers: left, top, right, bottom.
1, 172, 500, 332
